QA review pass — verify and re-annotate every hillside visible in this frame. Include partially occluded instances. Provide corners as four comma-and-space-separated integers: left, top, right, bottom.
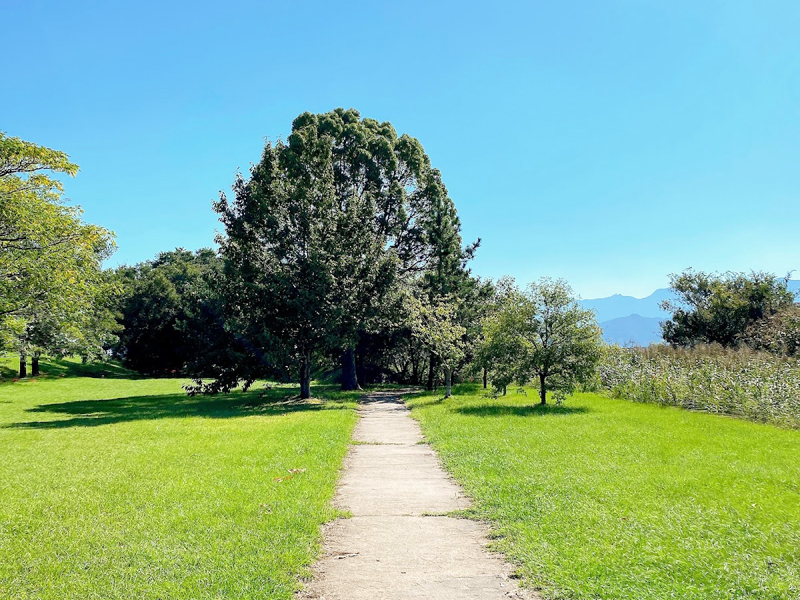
580, 288, 673, 323
599, 314, 663, 346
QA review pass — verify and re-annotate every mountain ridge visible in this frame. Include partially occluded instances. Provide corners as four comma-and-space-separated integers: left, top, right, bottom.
582, 280, 800, 346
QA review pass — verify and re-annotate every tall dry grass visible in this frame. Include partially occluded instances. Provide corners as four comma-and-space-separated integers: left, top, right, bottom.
599, 344, 800, 428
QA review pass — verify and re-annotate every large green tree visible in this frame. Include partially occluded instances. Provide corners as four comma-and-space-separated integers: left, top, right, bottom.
211, 109, 475, 398
214, 123, 341, 398
286, 109, 472, 390
0, 133, 115, 369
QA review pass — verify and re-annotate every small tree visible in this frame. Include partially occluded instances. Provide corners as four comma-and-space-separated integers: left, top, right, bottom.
408, 296, 465, 398
475, 276, 517, 395
474, 331, 516, 396
482, 278, 602, 404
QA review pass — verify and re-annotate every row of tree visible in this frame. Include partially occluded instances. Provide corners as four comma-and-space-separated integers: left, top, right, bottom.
5, 111, 796, 403
107, 247, 605, 403
3, 109, 605, 403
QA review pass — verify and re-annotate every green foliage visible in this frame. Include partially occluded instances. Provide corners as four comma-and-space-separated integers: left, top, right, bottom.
407, 295, 466, 396
0, 132, 78, 179
0, 369, 358, 599
211, 109, 477, 397
407, 384, 800, 600
599, 344, 800, 427
662, 270, 796, 349
744, 304, 800, 357
0, 133, 115, 355
479, 278, 602, 403
114, 248, 226, 376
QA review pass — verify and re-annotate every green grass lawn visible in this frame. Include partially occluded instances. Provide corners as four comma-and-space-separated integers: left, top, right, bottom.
0, 359, 359, 599
407, 384, 800, 600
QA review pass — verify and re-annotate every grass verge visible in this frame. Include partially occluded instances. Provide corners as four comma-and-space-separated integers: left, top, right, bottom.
0, 362, 359, 599
407, 384, 800, 600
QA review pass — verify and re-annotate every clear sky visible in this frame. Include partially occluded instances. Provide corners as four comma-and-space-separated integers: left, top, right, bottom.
3, 0, 799, 298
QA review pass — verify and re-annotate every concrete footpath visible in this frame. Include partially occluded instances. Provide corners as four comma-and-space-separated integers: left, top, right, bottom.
299, 392, 535, 599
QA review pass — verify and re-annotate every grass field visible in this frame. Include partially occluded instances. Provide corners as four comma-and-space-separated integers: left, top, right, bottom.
0, 359, 359, 599
407, 384, 800, 600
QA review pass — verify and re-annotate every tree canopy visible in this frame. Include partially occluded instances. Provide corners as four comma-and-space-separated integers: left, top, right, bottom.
206, 109, 478, 398
0, 133, 116, 367
114, 248, 225, 376
661, 270, 796, 349
480, 278, 602, 403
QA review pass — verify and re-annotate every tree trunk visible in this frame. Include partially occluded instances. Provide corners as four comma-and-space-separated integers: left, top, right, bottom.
31, 353, 40, 377
19, 354, 27, 378
356, 349, 367, 386
444, 367, 452, 398
426, 352, 436, 391
539, 373, 547, 405
483, 367, 487, 389
340, 348, 359, 391
299, 352, 312, 399
503, 385, 507, 396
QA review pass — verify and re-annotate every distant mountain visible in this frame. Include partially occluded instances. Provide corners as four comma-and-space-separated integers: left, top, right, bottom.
580, 288, 674, 323
584, 280, 800, 348
599, 314, 663, 346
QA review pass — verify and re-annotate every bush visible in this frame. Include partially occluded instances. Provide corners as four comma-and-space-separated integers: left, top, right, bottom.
599, 344, 800, 428
743, 304, 800, 356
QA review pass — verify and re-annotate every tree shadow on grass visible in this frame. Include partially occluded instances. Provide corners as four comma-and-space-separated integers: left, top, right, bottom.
453, 403, 590, 418
5, 387, 349, 430
1, 358, 140, 381
34, 359, 140, 379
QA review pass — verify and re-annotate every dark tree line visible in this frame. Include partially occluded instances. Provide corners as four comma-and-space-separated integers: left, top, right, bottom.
110, 243, 493, 393
113, 249, 226, 375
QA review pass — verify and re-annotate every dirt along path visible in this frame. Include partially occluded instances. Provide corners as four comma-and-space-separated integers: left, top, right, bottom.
300, 391, 535, 599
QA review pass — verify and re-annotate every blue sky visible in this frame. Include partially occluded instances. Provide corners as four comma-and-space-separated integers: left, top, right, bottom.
3, 0, 799, 298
